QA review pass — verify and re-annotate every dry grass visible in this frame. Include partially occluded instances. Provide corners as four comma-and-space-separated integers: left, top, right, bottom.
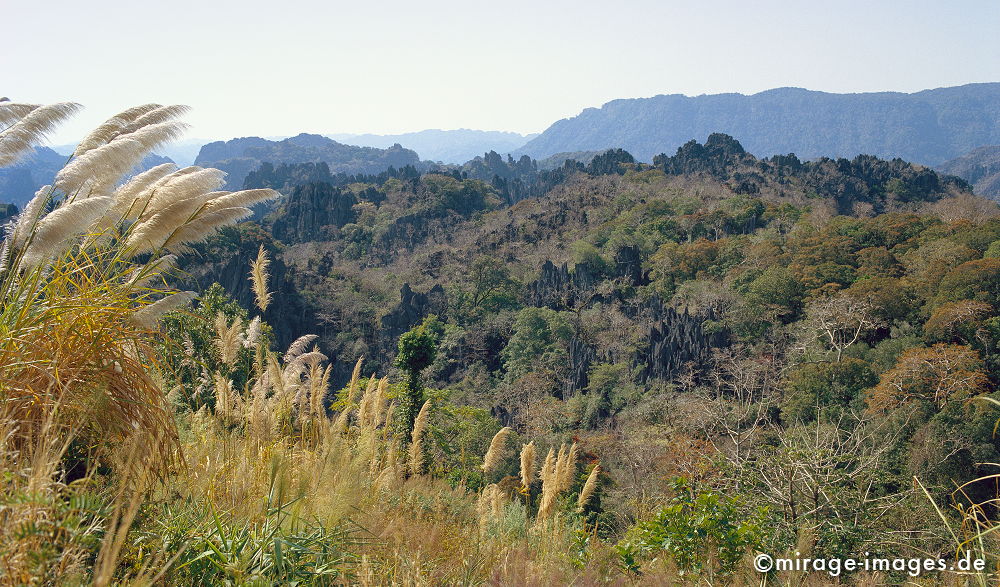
0, 101, 278, 585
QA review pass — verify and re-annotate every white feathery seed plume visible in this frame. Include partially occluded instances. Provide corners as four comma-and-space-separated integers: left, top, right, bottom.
558, 442, 579, 492
123, 105, 191, 133
577, 464, 601, 512
20, 196, 113, 268
74, 119, 126, 156
408, 400, 432, 475
0, 240, 10, 276
125, 189, 222, 253
482, 427, 513, 473
11, 185, 53, 246
160, 207, 252, 254
127, 166, 203, 219
288, 351, 328, 369
202, 189, 278, 213
285, 335, 319, 362
55, 137, 144, 197
0, 102, 81, 166
519, 442, 537, 489
372, 377, 388, 428
132, 291, 196, 329
56, 121, 188, 196
250, 245, 272, 313
0, 102, 42, 127
142, 168, 226, 216
243, 316, 262, 349
109, 162, 178, 217
74, 104, 162, 156
214, 313, 244, 367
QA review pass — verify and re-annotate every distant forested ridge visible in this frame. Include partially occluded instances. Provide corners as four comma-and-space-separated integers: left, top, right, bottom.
938, 145, 1000, 200
516, 83, 1000, 165
194, 133, 424, 190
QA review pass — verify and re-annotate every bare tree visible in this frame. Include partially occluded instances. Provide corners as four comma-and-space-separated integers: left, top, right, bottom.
804, 292, 885, 361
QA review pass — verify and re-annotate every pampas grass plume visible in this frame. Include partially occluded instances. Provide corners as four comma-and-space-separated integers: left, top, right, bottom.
408, 400, 431, 475
250, 245, 272, 313
284, 334, 319, 363
132, 291, 196, 329
519, 442, 537, 490
577, 464, 600, 512
21, 196, 113, 267
0, 102, 81, 166
482, 426, 512, 474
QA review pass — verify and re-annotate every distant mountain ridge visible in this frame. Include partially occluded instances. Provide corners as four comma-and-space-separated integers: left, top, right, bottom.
938, 145, 1000, 200
327, 129, 535, 164
516, 83, 1000, 166
194, 133, 423, 190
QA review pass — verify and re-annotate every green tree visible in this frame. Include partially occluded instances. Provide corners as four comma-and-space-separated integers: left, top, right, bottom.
502, 307, 573, 384
780, 358, 877, 424
396, 316, 442, 439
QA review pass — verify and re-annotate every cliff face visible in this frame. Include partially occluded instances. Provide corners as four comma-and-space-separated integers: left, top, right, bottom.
176, 234, 314, 349
271, 183, 358, 243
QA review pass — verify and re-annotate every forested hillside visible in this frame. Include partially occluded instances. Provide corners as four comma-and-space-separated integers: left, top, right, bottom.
517, 84, 1000, 165
161, 133, 1000, 580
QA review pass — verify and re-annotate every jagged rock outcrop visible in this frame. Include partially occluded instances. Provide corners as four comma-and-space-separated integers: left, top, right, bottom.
271, 182, 357, 243
566, 335, 597, 397
176, 239, 314, 349
527, 247, 647, 310
380, 283, 447, 344
526, 260, 602, 310
639, 300, 728, 381
613, 245, 646, 286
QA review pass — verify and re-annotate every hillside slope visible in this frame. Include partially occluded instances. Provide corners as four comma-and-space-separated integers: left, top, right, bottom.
938, 145, 1000, 200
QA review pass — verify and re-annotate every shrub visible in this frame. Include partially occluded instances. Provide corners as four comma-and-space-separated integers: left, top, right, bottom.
616, 478, 765, 578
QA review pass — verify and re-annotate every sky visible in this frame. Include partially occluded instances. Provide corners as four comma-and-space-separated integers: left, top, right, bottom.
5, 0, 1000, 144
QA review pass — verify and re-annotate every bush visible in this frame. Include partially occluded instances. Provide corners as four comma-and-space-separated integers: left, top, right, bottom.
616, 478, 765, 578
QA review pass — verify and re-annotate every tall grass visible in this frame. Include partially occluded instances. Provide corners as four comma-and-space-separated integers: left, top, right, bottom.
0, 100, 277, 584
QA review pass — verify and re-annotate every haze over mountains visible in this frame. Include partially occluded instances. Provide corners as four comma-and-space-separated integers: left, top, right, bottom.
3, 83, 999, 207
327, 129, 536, 164
516, 84, 1000, 165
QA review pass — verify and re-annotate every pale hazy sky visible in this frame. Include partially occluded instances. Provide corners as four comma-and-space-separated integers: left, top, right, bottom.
6, 0, 1000, 143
